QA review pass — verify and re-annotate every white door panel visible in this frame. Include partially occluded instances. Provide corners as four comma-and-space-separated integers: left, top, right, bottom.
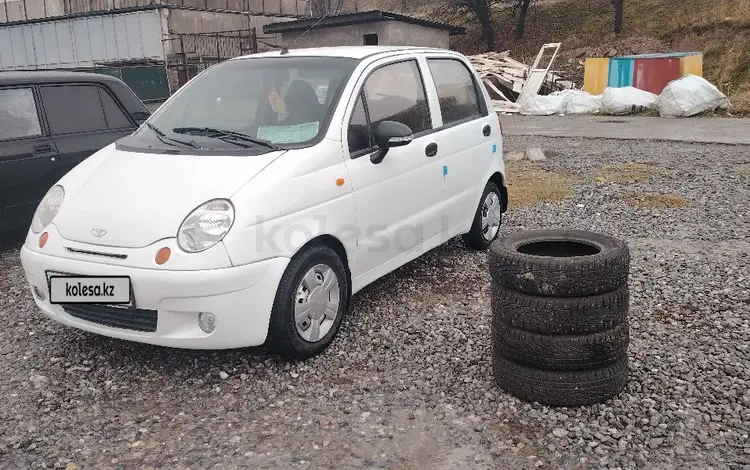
342, 57, 444, 283
422, 56, 501, 238
345, 137, 443, 279
440, 119, 498, 233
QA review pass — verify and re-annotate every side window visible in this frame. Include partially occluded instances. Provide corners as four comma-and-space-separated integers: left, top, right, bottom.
427, 59, 483, 126
40, 85, 107, 135
0, 88, 42, 140
98, 88, 132, 129
348, 93, 371, 154
363, 60, 431, 135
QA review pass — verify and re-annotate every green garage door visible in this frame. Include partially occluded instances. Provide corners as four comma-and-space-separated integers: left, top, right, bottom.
120, 67, 170, 102
92, 66, 169, 102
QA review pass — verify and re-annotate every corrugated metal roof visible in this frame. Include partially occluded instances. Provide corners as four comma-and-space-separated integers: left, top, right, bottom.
263, 10, 466, 36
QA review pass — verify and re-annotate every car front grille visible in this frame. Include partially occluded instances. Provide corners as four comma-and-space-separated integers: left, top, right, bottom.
61, 304, 157, 332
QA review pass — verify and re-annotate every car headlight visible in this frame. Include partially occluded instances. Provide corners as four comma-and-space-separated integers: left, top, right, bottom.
31, 185, 65, 234
177, 199, 235, 253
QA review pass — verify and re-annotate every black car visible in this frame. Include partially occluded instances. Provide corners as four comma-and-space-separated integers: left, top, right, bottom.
0, 71, 150, 234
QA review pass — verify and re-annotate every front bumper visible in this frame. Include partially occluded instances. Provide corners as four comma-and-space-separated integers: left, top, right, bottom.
20, 245, 290, 349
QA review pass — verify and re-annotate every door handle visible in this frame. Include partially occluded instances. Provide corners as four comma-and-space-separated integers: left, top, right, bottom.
483, 124, 492, 137
425, 142, 438, 157
34, 144, 53, 154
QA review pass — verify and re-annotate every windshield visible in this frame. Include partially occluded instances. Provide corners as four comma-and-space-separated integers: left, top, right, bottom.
122, 56, 358, 153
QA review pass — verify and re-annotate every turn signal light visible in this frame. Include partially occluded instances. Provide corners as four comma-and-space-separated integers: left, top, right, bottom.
155, 247, 171, 265
38, 232, 49, 248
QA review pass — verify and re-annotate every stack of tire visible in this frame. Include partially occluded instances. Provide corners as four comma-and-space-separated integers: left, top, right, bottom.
489, 229, 630, 407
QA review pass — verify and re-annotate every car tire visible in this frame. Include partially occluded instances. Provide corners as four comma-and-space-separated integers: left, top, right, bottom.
267, 244, 350, 360
463, 181, 504, 251
488, 229, 630, 297
491, 282, 629, 335
492, 320, 629, 371
492, 355, 629, 407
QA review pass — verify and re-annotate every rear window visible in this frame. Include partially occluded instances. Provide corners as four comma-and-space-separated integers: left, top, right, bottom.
427, 59, 483, 126
99, 88, 132, 129
0, 88, 42, 140
41, 85, 107, 135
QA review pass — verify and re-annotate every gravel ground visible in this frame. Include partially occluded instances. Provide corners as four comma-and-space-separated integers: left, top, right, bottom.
1, 135, 749, 470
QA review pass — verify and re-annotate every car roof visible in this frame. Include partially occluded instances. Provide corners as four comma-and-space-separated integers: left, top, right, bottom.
0, 70, 124, 86
0, 70, 150, 120
236, 46, 459, 60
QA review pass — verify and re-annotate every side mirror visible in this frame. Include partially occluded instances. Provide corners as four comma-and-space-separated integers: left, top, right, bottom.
371, 120, 413, 164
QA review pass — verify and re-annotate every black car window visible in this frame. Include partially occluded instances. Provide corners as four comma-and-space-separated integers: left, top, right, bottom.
40, 85, 107, 135
427, 59, 483, 126
363, 60, 431, 135
98, 88, 132, 129
348, 92, 372, 154
0, 88, 42, 140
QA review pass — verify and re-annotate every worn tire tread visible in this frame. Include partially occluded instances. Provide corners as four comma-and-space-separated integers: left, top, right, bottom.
489, 230, 630, 297
492, 320, 629, 371
491, 282, 629, 335
492, 355, 628, 407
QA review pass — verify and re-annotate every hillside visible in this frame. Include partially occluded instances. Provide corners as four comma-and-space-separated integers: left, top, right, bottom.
444, 0, 750, 113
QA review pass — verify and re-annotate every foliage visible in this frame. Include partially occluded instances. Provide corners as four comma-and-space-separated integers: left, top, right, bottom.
310, 0, 346, 16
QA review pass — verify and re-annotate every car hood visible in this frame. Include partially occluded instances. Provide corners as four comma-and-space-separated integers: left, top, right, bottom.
54, 144, 286, 248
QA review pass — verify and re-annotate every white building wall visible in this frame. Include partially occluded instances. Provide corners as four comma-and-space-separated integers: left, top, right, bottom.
0, 0, 309, 23
0, 9, 164, 70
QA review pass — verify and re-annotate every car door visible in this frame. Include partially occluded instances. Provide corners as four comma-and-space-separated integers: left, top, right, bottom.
424, 56, 500, 238
343, 57, 445, 285
0, 86, 61, 233
39, 83, 137, 179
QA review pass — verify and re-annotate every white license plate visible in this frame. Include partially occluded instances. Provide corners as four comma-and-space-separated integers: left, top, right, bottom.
48, 274, 131, 305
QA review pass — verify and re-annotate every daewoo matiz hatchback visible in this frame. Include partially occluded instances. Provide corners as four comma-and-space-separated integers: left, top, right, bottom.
20, 46, 508, 359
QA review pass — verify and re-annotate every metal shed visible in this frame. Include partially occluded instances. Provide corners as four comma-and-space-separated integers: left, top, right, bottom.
263, 11, 465, 50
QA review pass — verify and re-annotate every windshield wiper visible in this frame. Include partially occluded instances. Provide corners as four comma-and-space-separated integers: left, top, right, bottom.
172, 127, 281, 150
146, 123, 199, 149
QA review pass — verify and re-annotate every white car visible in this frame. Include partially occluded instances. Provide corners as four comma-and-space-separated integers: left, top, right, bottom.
20, 46, 507, 359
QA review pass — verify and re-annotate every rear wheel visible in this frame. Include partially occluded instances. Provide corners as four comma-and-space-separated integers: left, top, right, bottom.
267, 244, 349, 360
463, 182, 503, 250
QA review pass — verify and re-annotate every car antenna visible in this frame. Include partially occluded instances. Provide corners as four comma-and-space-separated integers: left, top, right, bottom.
280, 12, 331, 55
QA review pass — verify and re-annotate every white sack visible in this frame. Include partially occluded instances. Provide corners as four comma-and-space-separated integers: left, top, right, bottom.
561, 90, 603, 114
519, 93, 569, 116
601, 86, 658, 115
658, 75, 729, 118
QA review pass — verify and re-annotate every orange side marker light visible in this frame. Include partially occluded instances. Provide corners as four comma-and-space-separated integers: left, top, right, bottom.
39, 232, 49, 248
336, 178, 345, 187
155, 247, 171, 265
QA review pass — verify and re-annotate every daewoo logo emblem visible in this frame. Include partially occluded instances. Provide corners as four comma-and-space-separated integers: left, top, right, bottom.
91, 228, 108, 237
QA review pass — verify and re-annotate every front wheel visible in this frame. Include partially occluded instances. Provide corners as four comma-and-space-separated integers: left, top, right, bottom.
267, 244, 349, 360
463, 182, 503, 250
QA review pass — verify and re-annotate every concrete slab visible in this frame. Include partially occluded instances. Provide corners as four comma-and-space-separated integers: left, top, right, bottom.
500, 115, 750, 145
525, 147, 547, 161
504, 151, 525, 162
